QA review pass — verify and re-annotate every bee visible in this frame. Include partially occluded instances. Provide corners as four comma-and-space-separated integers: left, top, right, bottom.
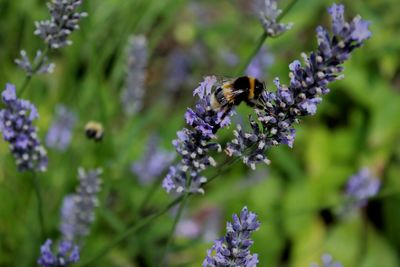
211, 76, 265, 111
85, 121, 104, 142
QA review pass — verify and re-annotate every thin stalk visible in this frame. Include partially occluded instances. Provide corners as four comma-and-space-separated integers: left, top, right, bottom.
235, 0, 299, 76
18, 46, 49, 97
161, 190, 190, 266
138, 175, 164, 213
79, 195, 184, 267
32, 173, 46, 240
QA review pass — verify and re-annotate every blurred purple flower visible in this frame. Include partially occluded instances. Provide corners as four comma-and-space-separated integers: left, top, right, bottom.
246, 46, 274, 79
46, 105, 77, 151
162, 76, 235, 194
34, 0, 87, 49
203, 207, 260, 267
345, 168, 380, 208
219, 49, 240, 67
0, 83, 48, 172
131, 135, 175, 185
121, 35, 148, 116
255, 0, 293, 37
37, 239, 79, 267
176, 206, 222, 241
227, 4, 371, 169
166, 49, 192, 91
310, 254, 343, 267
60, 168, 102, 241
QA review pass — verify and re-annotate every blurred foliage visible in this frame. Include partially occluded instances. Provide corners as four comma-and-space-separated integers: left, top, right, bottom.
0, 0, 400, 266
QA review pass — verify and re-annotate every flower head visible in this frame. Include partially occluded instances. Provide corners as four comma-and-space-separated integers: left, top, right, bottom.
37, 239, 79, 267
131, 135, 175, 185
34, 0, 87, 49
345, 168, 380, 208
15, 50, 55, 76
162, 76, 235, 194
256, 0, 293, 37
46, 105, 77, 151
227, 4, 371, 169
60, 168, 102, 241
310, 254, 343, 267
0, 83, 48, 172
246, 46, 274, 79
203, 207, 260, 267
120, 35, 148, 116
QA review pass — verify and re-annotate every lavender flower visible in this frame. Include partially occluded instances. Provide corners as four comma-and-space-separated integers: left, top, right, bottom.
46, 105, 77, 151
345, 168, 381, 208
60, 168, 102, 241
310, 254, 343, 267
246, 46, 274, 80
256, 0, 293, 37
227, 4, 371, 169
166, 49, 192, 91
203, 207, 260, 267
131, 135, 175, 185
15, 50, 55, 76
120, 35, 148, 116
34, 0, 88, 49
37, 239, 79, 267
0, 83, 48, 172
162, 76, 235, 194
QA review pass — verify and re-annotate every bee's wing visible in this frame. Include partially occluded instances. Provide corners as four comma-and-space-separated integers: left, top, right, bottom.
214, 75, 234, 87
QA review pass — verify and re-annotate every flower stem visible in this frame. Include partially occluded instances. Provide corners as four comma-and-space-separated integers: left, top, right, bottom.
235, 0, 299, 76
79, 195, 185, 267
161, 189, 190, 266
18, 46, 49, 98
32, 173, 46, 240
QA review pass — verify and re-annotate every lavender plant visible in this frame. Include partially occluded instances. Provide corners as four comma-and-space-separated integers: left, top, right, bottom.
15, 50, 55, 76
203, 207, 260, 267
310, 254, 343, 267
60, 168, 102, 242
120, 35, 148, 116
256, 0, 293, 37
131, 135, 175, 185
226, 4, 371, 169
46, 105, 77, 151
345, 168, 381, 208
245, 46, 274, 80
162, 76, 234, 194
0, 84, 48, 172
37, 239, 80, 267
34, 0, 88, 49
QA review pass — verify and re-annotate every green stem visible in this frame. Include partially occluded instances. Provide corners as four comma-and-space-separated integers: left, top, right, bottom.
79, 195, 184, 267
18, 46, 49, 98
161, 190, 190, 266
32, 173, 45, 240
138, 175, 164, 214
235, 0, 299, 76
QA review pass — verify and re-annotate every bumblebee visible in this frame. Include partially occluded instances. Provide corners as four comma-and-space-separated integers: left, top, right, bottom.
211, 76, 265, 111
85, 121, 104, 142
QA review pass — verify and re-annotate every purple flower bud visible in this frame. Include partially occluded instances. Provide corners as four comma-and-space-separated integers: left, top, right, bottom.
345, 168, 380, 208
203, 207, 260, 267
46, 105, 76, 151
34, 0, 87, 49
37, 239, 80, 267
0, 83, 48, 172
60, 168, 102, 241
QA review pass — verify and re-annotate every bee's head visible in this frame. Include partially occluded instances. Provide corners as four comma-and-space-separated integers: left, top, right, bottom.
254, 79, 265, 97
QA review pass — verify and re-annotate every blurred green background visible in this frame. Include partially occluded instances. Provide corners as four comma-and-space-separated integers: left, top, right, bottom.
1, 0, 400, 266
